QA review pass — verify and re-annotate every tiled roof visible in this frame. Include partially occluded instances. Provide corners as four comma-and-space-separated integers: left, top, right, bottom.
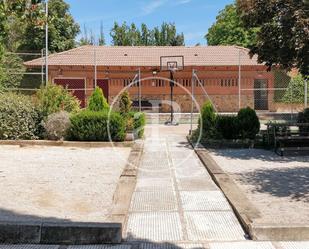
24, 45, 261, 67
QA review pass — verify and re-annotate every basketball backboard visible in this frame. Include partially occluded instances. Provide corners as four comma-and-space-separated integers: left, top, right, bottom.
160, 56, 184, 72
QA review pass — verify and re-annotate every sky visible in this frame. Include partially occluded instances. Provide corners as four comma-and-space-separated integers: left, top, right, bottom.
65, 0, 233, 46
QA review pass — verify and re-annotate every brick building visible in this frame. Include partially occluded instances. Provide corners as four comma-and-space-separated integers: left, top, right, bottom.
25, 45, 275, 112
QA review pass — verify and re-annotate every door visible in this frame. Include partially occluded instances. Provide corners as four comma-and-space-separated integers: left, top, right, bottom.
254, 79, 268, 110
95, 79, 109, 102
54, 78, 86, 107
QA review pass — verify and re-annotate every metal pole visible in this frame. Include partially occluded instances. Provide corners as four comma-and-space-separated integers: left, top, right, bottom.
190, 69, 195, 134
45, 0, 48, 85
238, 49, 241, 110
305, 79, 308, 108
41, 49, 44, 86
170, 70, 174, 123
138, 68, 141, 112
94, 45, 97, 88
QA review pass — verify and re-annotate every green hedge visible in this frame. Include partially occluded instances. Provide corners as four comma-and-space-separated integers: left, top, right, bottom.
130, 112, 146, 138
237, 107, 260, 139
69, 110, 126, 141
216, 115, 239, 139
0, 92, 43, 140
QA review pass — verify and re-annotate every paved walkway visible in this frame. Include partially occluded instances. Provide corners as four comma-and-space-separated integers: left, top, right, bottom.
125, 126, 246, 243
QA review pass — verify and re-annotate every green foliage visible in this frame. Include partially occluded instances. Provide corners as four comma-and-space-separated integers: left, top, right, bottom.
110, 22, 185, 46
199, 101, 217, 138
216, 115, 239, 139
237, 0, 309, 75
69, 110, 126, 141
0, 0, 79, 53
44, 111, 71, 140
119, 91, 132, 115
206, 4, 258, 48
283, 74, 307, 103
87, 87, 109, 112
36, 84, 80, 118
128, 112, 146, 138
298, 108, 309, 133
0, 92, 42, 140
237, 107, 260, 139
273, 70, 291, 102
0, 51, 25, 89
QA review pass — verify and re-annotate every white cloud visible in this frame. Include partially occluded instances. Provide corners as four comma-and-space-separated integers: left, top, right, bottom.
175, 0, 192, 5
142, 0, 167, 15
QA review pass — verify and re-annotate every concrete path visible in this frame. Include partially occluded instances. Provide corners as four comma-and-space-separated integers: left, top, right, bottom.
125, 125, 246, 243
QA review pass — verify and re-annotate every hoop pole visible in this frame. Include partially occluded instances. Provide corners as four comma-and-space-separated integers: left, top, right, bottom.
45, 0, 48, 85
190, 69, 195, 134
138, 68, 142, 112
170, 70, 174, 123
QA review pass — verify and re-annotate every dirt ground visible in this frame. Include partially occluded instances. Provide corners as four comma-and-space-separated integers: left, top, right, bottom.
0, 145, 131, 223
208, 149, 309, 225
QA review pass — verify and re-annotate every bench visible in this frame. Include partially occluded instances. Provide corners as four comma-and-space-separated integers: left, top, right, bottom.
266, 122, 309, 156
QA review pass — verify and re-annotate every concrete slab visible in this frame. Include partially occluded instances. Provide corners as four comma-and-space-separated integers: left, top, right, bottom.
0, 246, 59, 249
177, 178, 218, 191
135, 179, 174, 192
184, 211, 246, 241
130, 191, 177, 212
209, 242, 275, 249
140, 243, 206, 249
126, 212, 183, 241
180, 191, 231, 211
279, 241, 309, 249
68, 246, 131, 249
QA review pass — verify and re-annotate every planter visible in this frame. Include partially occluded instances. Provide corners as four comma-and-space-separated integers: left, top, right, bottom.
125, 132, 135, 141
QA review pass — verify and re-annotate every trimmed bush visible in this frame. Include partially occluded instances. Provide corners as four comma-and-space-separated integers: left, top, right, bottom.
129, 112, 146, 138
69, 110, 126, 141
36, 84, 80, 118
87, 87, 109, 111
0, 92, 42, 140
216, 115, 239, 139
298, 108, 309, 133
44, 111, 71, 141
119, 91, 132, 116
199, 101, 217, 138
237, 107, 260, 139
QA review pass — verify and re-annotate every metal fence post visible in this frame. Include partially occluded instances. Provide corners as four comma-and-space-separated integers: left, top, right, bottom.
138, 68, 142, 112
190, 69, 195, 134
305, 78, 308, 108
94, 45, 97, 88
45, 0, 48, 85
238, 49, 241, 110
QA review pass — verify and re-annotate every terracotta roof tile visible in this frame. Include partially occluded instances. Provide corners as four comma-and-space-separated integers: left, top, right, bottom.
24, 45, 261, 67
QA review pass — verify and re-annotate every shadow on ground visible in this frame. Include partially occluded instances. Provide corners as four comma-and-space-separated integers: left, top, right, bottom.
238, 167, 309, 202
211, 148, 309, 163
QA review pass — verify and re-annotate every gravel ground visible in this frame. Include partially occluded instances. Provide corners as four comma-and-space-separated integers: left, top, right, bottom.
208, 149, 309, 225
0, 145, 131, 223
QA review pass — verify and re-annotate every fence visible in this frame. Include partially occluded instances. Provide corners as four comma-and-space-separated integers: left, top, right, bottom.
2, 46, 308, 122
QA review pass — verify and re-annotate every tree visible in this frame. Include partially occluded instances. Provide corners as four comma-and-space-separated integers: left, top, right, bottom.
20, 0, 80, 53
283, 74, 307, 104
98, 21, 106, 46
119, 91, 132, 116
206, 4, 258, 48
87, 87, 109, 112
237, 0, 309, 75
110, 22, 185, 46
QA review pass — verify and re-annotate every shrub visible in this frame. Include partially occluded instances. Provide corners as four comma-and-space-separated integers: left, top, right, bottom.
44, 111, 71, 141
283, 74, 306, 103
216, 115, 239, 139
87, 87, 109, 111
69, 110, 125, 141
0, 92, 42, 140
36, 84, 80, 118
298, 108, 309, 133
129, 112, 146, 138
237, 107, 260, 139
119, 91, 132, 116
199, 101, 217, 138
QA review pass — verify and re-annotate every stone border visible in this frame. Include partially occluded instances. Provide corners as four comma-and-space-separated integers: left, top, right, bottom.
0, 221, 121, 244
0, 140, 133, 148
0, 141, 144, 244
194, 145, 309, 241
110, 141, 144, 236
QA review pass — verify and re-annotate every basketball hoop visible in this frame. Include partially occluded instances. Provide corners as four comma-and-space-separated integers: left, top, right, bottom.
160, 56, 184, 126
160, 56, 184, 72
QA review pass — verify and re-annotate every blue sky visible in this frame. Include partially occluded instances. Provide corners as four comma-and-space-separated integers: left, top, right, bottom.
65, 0, 233, 46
